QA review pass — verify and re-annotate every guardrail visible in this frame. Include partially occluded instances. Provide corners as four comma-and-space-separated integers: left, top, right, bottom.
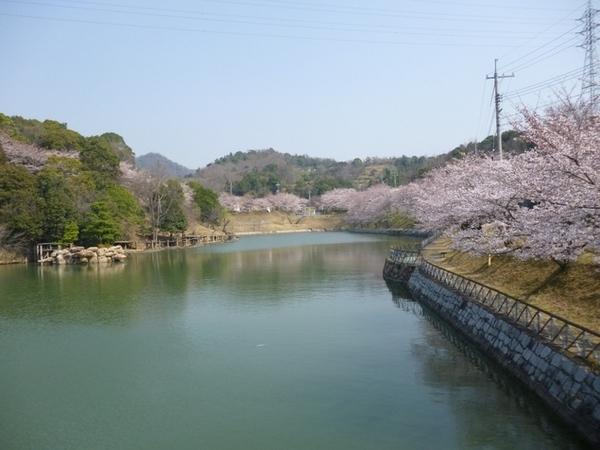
420, 231, 440, 248
419, 259, 600, 366
388, 248, 421, 266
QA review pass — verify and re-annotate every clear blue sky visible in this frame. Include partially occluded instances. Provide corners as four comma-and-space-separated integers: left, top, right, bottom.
0, 0, 586, 168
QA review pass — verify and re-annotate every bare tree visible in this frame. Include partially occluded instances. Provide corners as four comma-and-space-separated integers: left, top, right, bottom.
126, 162, 181, 247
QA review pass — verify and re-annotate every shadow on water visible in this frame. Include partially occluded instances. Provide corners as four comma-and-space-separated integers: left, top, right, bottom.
385, 280, 592, 450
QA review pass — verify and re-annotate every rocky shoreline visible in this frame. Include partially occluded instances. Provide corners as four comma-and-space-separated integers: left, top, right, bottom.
40, 245, 128, 265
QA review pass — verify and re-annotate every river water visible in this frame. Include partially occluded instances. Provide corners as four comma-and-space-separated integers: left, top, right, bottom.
0, 232, 588, 449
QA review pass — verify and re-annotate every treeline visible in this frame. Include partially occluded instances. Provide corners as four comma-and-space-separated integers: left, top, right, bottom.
196, 132, 528, 198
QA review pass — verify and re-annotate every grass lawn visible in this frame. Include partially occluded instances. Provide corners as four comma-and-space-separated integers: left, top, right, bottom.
224, 211, 345, 234
422, 237, 600, 331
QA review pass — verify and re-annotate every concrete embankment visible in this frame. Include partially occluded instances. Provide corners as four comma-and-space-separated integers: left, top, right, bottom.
385, 257, 600, 446
350, 228, 431, 238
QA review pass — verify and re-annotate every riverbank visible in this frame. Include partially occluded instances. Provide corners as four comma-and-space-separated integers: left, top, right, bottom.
223, 211, 345, 235
407, 267, 600, 447
383, 245, 600, 446
422, 237, 600, 331
0, 212, 340, 266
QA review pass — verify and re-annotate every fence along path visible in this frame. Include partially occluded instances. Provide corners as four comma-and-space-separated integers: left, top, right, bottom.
388, 245, 600, 367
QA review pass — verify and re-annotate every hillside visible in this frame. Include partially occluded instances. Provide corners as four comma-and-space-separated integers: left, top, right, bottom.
136, 152, 194, 178
0, 114, 135, 166
0, 114, 223, 264
194, 131, 528, 197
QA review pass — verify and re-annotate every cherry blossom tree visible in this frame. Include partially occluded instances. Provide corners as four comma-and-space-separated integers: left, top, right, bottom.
265, 193, 308, 214
218, 192, 307, 214
409, 97, 599, 264
218, 193, 242, 213
509, 98, 600, 263
318, 188, 357, 212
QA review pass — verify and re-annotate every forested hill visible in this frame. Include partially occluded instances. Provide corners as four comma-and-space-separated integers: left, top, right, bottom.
136, 152, 194, 178
0, 114, 135, 168
0, 113, 224, 259
194, 131, 529, 197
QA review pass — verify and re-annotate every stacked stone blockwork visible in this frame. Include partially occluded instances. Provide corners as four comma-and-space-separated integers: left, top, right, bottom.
408, 269, 600, 446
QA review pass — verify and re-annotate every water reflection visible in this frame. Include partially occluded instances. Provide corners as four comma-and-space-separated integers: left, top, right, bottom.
0, 233, 591, 450
0, 250, 192, 324
385, 282, 590, 450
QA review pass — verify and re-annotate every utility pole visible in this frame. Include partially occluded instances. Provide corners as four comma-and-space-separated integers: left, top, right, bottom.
486, 59, 514, 160
579, 0, 599, 109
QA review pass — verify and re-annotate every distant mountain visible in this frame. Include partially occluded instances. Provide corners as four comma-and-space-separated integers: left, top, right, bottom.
193, 132, 529, 197
136, 152, 194, 178
195, 148, 442, 197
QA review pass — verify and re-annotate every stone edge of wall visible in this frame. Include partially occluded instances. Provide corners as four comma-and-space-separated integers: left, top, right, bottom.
349, 228, 431, 238
383, 258, 415, 284
406, 266, 600, 447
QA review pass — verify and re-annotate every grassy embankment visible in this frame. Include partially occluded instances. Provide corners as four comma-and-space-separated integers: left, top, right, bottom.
224, 211, 345, 235
422, 237, 600, 331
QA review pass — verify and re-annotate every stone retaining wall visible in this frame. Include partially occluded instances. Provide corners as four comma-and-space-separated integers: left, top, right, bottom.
350, 228, 431, 238
383, 258, 415, 283
406, 267, 600, 446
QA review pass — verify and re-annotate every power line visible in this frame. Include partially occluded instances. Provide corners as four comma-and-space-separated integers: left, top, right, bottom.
504, 65, 592, 99
505, 36, 580, 73
498, 2, 585, 61
0, 0, 557, 40
503, 96, 574, 121
38, 0, 568, 23
404, 0, 574, 12
501, 25, 580, 71
0, 12, 528, 47
227, 0, 575, 14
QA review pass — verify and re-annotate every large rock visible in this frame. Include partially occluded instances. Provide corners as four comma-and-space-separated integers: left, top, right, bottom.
112, 254, 127, 262
81, 250, 96, 259
42, 244, 129, 265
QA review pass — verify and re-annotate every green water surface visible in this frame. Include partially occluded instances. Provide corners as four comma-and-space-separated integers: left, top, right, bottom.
0, 233, 588, 449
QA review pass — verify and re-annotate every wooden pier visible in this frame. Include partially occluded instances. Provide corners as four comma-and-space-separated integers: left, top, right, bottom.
36, 234, 233, 264
143, 234, 230, 250
36, 242, 72, 264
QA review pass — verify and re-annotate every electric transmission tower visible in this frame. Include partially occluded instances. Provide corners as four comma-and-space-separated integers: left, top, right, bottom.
579, 0, 599, 108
